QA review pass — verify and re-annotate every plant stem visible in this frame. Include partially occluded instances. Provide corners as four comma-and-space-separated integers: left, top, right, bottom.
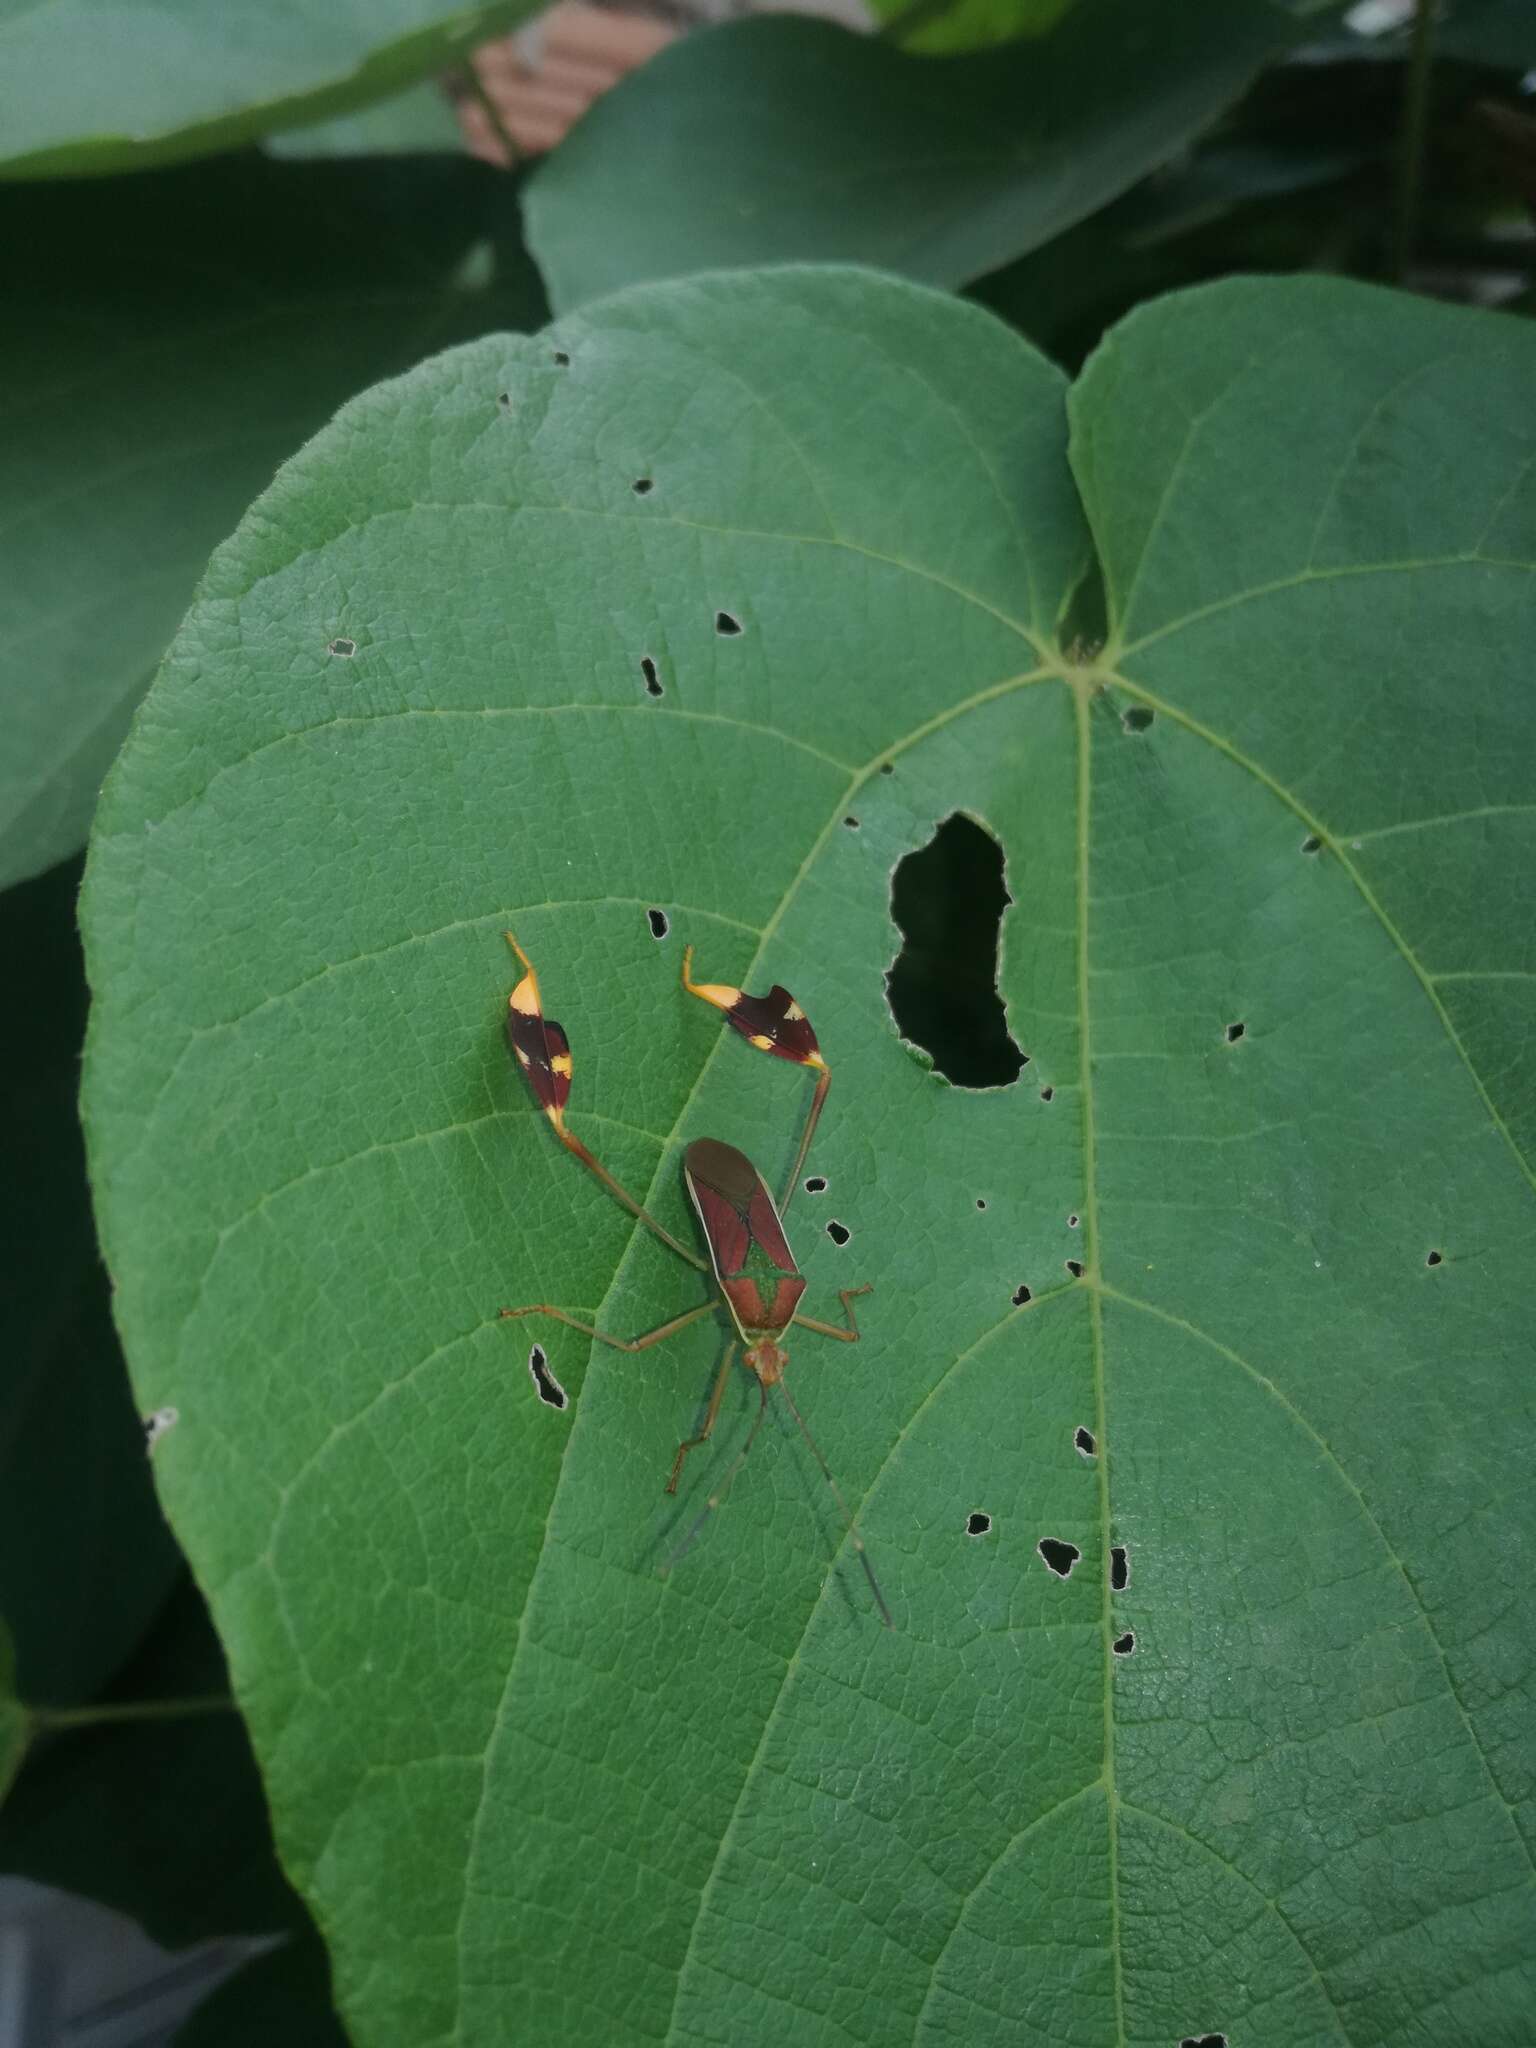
1393, 0, 1437, 281
32, 1693, 233, 1732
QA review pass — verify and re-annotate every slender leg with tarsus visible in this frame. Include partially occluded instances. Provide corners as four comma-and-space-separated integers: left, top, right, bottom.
550, 1124, 707, 1272
660, 1383, 773, 1576
777, 1378, 893, 1628
791, 1284, 872, 1344
498, 1301, 715, 1350
666, 1342, 737, 1495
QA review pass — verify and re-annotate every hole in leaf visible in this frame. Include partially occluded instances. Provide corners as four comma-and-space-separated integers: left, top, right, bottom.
1122, 705, 1154, 733
1225, 1022, 1245, 1042
640, 657, 663, 697
528, 1345, 566, 1410
632, 477, 653, 495
1066, 1259, 1084, 1278
844, 816, 860, 830
552, 349, 570, 366
886, 814, 1025, 1089
715, 610, 742, 636
1011, 1284, 1032, 1307
1040, 1086, 1054, 1102
1112, 1630, 1135, 1655
1075, 1426, 1096, 1457
1426, 1249, 1443, 1266
1111, 1545, 1129, 1591
826, 1220, 850, 1246
327, 637, 356, 658
966, 1511, 991, 1537
1038, 1539, 1080, 1578
646, 909, 668, 941
804, 1176, 827, 1194
1302, 834, 1322, 854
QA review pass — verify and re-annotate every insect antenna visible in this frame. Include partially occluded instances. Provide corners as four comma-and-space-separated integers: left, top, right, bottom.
776, 1379, 893, 1629
659, 1384, 772, 1579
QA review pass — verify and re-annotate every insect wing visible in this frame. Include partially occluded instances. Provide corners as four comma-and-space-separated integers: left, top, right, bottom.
684, 1138, 805, 1334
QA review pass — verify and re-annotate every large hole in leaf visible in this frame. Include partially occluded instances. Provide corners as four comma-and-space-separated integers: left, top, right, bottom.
886, 814, 1025, 1087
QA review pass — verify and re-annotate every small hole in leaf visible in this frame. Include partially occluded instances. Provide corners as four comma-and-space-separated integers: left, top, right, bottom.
327, 637, 356, 658
1075, 1426, 1096, 1457
966, 1511, 991, 1537
844, 816, 860, 830
1122, 705, 1154, 733
647, 909, 668, 941
1302, 834, 1322, 854
804, 1176, 827, 1194
640, 657, 663, 697
1040, 1086, 1055, 1102
1066, 1259, 1084, 1279
1426, 1249, 1443, 1266
528, 1345, 567, 1410
632, 477, 653, 495
1225, 1022, 1245, 1043
1181, 2036, 1228, 2048
715, 610, 742, 636
1038, 1539, 1080, 1578
826, 1220, 850, 1246
1111, 1545, 1129, 1591
886, 813, 1025, 1088
1011, 1284, 1032, 1307
552, 350, 570, 366
1112, 1631, 1135, 1655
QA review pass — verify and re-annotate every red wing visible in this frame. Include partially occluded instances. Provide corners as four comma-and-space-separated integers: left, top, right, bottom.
686, 1171, 751, 1276
684, 1137, 798, 1279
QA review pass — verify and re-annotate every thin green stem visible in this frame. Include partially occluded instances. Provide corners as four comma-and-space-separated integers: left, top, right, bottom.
1393, 0, 1437, 281
453, 62, 522, 170
32, 1693, 234, 1732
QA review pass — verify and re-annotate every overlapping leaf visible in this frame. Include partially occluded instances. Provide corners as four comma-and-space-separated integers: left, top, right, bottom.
0, 0, 534, 177
524, 0, 1296, 311
0, 155, 545, 888
82, 268, 1536, 2044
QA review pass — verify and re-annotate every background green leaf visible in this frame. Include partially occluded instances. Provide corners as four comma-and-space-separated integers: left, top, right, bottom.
524, 0, 1297, 312
82, 268, 1536, 2044
0, 152, 545, 889
0, 0, 533, 178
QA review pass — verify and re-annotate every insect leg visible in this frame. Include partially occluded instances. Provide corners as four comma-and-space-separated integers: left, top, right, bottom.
790, 1283, 873, 1344
776, 1378, 893, 1629
777, 1064, 830, 1218
666, 1342, 738, 1495
498, 1301, 715, 1351
659, 1382, 772, 1578
554, 1125, 708, 1272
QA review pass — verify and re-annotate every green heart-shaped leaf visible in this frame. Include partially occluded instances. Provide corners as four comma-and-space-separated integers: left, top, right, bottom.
82, 269, 1536, 2044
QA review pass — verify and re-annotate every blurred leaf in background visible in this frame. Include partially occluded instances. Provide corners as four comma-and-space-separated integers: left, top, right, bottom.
0, 152, 546, 890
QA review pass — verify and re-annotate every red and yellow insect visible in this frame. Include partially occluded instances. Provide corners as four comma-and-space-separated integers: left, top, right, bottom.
500, 933, 890, 1625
